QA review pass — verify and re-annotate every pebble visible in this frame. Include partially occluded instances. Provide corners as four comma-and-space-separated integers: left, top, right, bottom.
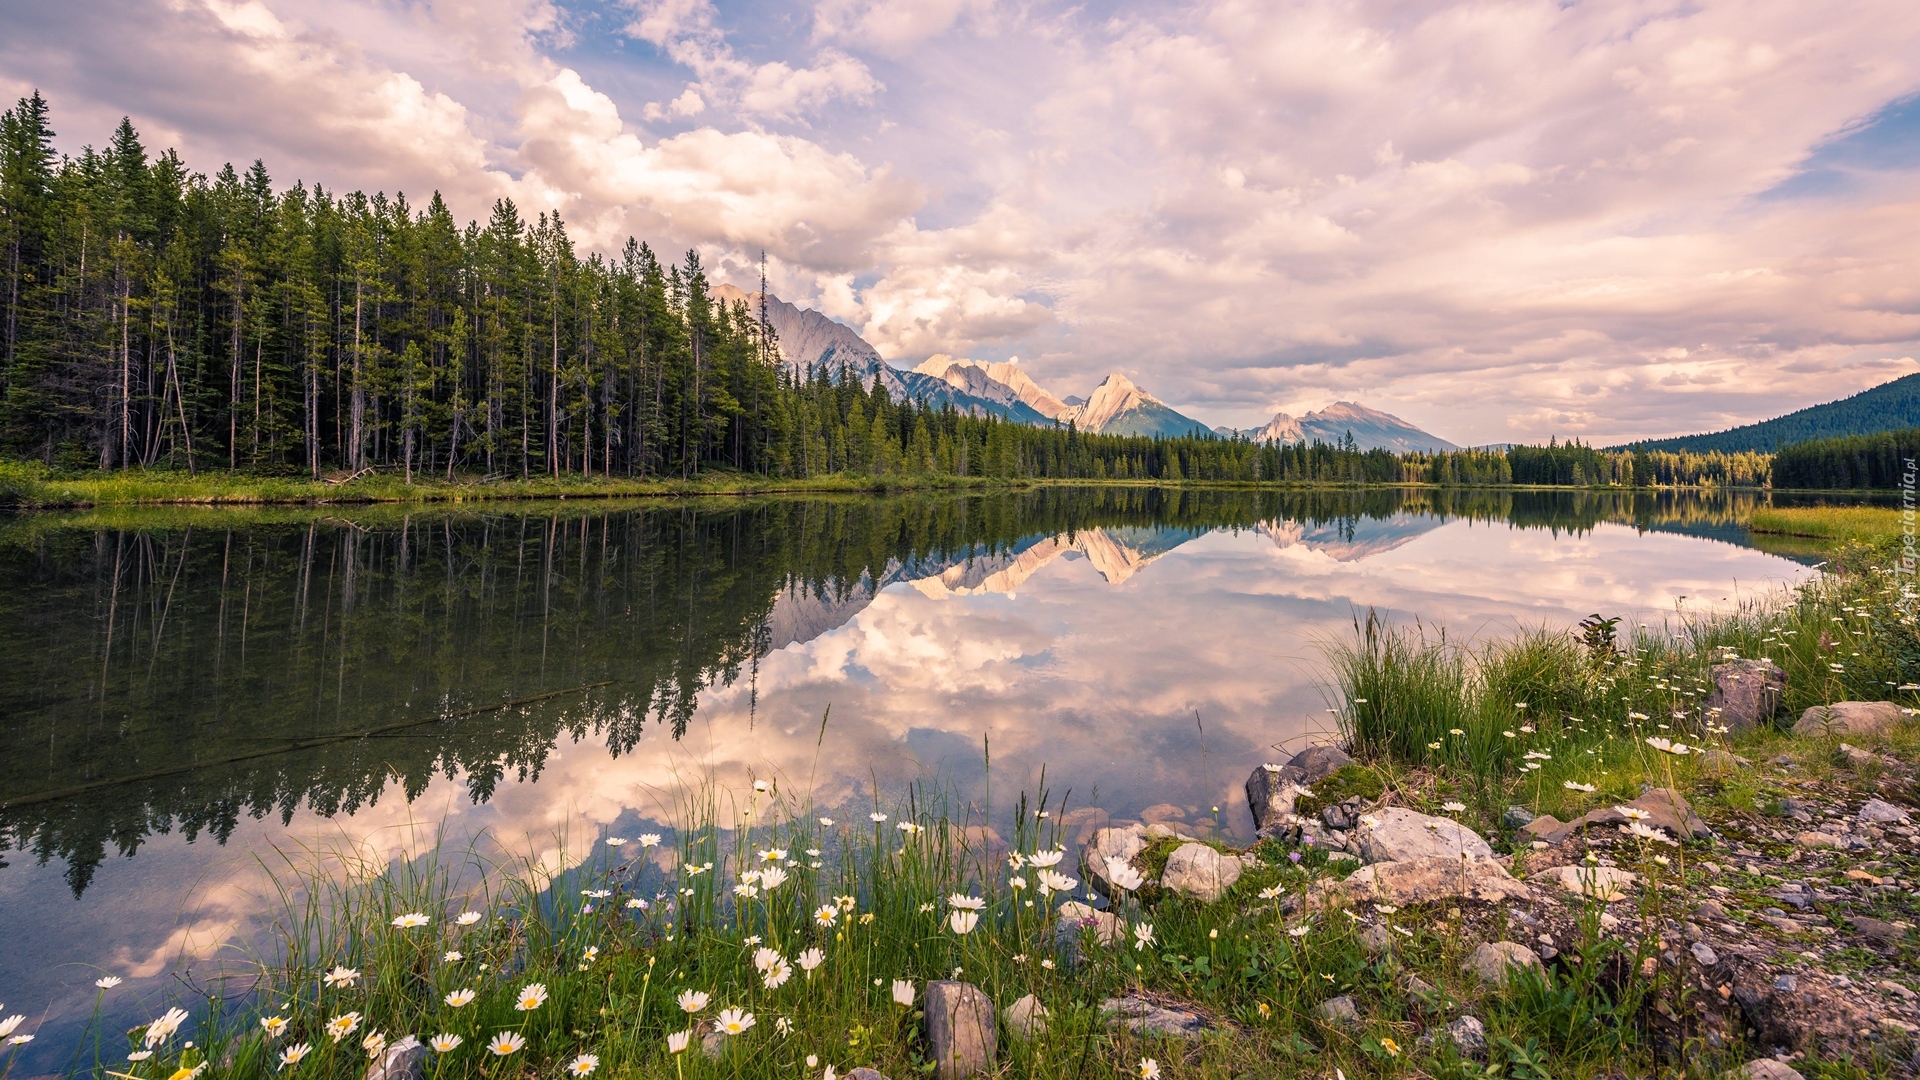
1691, 941, 1719, 966
1860, 798, 1911, 825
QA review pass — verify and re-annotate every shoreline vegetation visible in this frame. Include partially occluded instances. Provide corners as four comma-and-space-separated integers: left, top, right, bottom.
50, 537, 1920, 1079
0, 459, 1910, 512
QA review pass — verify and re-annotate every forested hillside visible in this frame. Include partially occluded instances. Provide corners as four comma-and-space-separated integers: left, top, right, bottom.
1771, 428, 1920, 489
1631, 372, 1920, 453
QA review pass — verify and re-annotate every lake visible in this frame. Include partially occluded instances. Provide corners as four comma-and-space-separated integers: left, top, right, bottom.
0, 486, 1818, 1069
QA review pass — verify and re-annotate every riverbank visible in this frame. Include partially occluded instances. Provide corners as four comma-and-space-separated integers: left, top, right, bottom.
47, 539, 1914, 1080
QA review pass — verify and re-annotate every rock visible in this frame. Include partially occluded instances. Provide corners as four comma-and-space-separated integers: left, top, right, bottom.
1852, 916, 1905, 946
1355, 808, 1494, 864
1054, 900, 1123, 962
1529, 787, 1708, 844
1082, 824, 1149, 897
1246, 765, 1309, 831
1701, 749, 1751, 771
701, 1029, 730, 1059
1405, 974, 1438, 997
1625, 787, 1712, 841
1516, 814, 1566, 844
1002, 994, 1048, 1041
1502, 806, 1537, 830
1445, 1015, 1488, 1059
1794, 831, 1842, 849
1316, 995, 1359, 1025
1881, 979, 1918, 1001
1159, 843, 1243, 902
364, 1037, 426, 1080
1291, 744, 1355, 784
1360, 923, 1393, 954
1839, 743, 1880, 768
1532, 864, 1637, 901
1794, 701, 1905, 737
1860, 798, 1911, 824
848, 1070, 890, 1080
1463, 941, 1546, 987
1315, 855, 1533, 909
1704, 659, 1787, 733
1735, 1062, 1805, 1080
1099, 995, 1212, 1038
1691, 941, 1720, 966
1697, 899, 1728, 921
1139, 803, 1187, 824
925, 981, 996, 1080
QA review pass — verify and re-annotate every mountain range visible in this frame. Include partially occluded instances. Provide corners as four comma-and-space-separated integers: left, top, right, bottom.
1625, 372, 1920, 453
714, 284, 1458, 451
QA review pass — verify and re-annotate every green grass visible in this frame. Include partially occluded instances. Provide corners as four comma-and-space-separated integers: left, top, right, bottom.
0, 459, 1021, 509
1750, 505, 1907, 544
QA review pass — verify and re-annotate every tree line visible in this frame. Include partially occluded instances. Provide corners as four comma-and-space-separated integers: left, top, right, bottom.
1771, 428, 1920, 490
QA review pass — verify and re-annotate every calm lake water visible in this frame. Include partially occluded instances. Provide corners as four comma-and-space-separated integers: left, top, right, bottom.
0, 486, 1822, 1068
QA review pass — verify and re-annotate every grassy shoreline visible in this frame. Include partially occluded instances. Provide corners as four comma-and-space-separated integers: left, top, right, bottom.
1750, 505, 1908, 545
4, 458, 1895, 511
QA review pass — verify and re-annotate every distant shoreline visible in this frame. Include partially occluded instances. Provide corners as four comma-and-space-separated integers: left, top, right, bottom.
1, 464, 1901, 511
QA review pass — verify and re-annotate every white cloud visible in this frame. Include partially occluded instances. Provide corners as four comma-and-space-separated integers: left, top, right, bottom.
812, 0, 996, 53
624, 0, 881, 120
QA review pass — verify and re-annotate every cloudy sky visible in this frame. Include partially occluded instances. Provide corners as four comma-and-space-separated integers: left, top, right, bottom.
4, 0, 1918, 444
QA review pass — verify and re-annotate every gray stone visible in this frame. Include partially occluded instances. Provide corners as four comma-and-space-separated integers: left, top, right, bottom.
1697, 899, 1728, 921
1082, 824, 1149, 897
1705, 659, 1787, 733
1002, 994, 1048, 1041
847, 1070, 890, 1080
1360, 923, 1393, 955
1246, 764, 1309, 832
1290, 744, 1354, 784
1532, 864, 1637, 900
1840, 743, 1880, 768
1463, 941, 1546, 988
1774, 974, 1797, 994
1445, 1015, 1488, 1058
1701, 749, 1751, 771
1405, 974, 1438, 997
1503, 806, 1537, 830
1794, 701, 1905, 737
1053, 900, 1122, 964
1735, 1062, 1805, 1080
1315, 855, 1533, 909
1860, 798, 1911, 824
1355, 807, 1494, 864
925, 981, 996, 1080
701, 1029, 730, 1060
1159, 843, 1244, 903
364, 1037, 426, 1080
1099, 995, 1212, 1038
1691, 941, 1720, 967
1316, 995, 1359, 1025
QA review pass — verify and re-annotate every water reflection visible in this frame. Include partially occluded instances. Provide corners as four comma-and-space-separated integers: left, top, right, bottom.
0, 486, 1811, 1069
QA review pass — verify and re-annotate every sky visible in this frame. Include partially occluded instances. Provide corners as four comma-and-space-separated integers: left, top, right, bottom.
3, 0, 1918, 445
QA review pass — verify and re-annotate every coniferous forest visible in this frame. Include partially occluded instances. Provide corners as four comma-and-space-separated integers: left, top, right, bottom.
0, 93, 1875, 491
